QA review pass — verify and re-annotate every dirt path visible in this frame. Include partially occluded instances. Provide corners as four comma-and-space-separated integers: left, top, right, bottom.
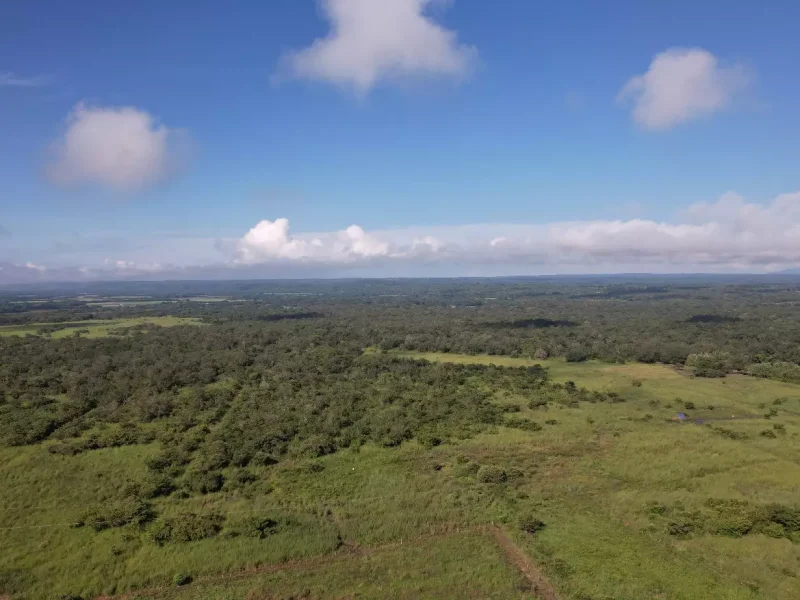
97, 524, 558, 600
489, 525, 559, 600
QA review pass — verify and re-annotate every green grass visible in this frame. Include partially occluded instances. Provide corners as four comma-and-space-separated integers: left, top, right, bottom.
3, 352, 800, 599
0, 316, 202, 338
128, 530, 531, 600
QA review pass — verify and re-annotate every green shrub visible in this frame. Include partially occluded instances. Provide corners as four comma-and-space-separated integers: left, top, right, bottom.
173, 572, 192, 586
760, 429, 777, 438
476, 465, 507, 483
505, 417, 542, 432
685, 351, 733, 377
528, 398, 549, 409
684, 401, 696, 410
150, 512, 224, 544
667, 520, 695, 538
81, 498, 154, 532
143, 473, 175, 498
761, 522, 787, 538
184, 470, 224, 494
646, 502, 669, 516
564, 347, 589, 363
711, 513, 756, 537
453, 462, 479, 477
712, 427, 749, 441
417, 431, 443, 448
767, 504, 800, 532
231, 468, 256, 486
229, 516, 279, 539
519, 514, 546, 535
746, 362, 800, 384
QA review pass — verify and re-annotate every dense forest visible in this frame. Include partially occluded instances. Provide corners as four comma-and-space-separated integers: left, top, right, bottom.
4, 276, 800, 460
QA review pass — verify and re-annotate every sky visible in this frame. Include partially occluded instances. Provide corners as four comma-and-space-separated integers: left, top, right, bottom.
2, 0, 800, 283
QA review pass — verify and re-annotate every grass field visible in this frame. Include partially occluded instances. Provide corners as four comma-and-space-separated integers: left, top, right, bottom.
0, 316, 202, 338
2, 352, 800, 599
126, 529, 533, 600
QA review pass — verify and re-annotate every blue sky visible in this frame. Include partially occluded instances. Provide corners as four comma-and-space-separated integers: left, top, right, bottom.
2, 0, 800, 282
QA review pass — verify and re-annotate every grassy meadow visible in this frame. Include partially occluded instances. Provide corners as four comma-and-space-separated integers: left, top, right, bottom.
0, 316, 202, 339
2, 352, 800, 599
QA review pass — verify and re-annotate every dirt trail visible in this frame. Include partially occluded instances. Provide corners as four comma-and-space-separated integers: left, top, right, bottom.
489, 525, 559, 600
96, 524, 558, 600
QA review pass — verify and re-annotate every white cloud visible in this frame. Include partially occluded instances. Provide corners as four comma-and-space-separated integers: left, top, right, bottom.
226, 191, 800, 271
7, 191, 800, 283
281, 0, 477, 93
236, 218, 390, 263
46, 103, 186, 191
617, 48, 751, 130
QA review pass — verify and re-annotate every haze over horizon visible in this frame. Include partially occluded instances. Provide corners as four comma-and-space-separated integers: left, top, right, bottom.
2, 1, 800, 283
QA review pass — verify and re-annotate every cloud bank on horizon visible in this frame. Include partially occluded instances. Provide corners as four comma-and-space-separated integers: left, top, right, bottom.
4, 191, 800, 284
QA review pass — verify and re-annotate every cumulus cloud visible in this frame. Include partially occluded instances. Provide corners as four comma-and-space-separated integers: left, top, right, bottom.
232, 191, 800, 271
6, 191, 800, 284
618, 48, 751, 130
280, 0, 477, 93
46, 103, 186, 190
236, 218, 390, 263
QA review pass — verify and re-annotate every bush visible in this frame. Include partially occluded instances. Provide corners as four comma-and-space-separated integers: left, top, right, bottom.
477, 465, 507, 484
231, 468, 256, 486
519, 514, 546, 535
767, 504, 800, 532
564, 347, 589, 363
453, 462, 480, 477
143, 473, 175, 498
685, 351, 733, 377
760, 429, 777, 439
712, 426, 749, 441
184, 470, 224, 494
746, 362, 800, 384
417, 431, 443, 448
505, 417, 542, 432
711, 513, 756, 537
229, 516, 279, 539
684, 401, 696, 410
173, 572, 192, 586
646, 502, 669, 516
761, 522, 787, 538
528, 397, 549, 409
150, 512, 224, 544
667, 520, 695, 538
82, 498, 154, 532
